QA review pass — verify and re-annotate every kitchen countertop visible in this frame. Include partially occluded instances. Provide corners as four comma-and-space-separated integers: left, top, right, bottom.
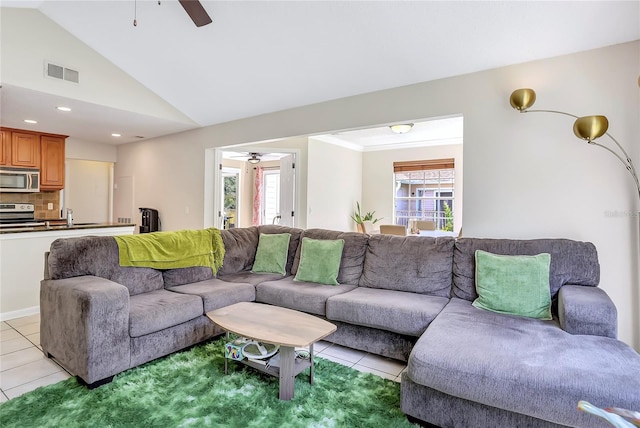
0, 222, 136, 234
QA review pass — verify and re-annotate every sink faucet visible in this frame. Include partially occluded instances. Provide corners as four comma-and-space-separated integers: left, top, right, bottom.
66, 208, 73, 227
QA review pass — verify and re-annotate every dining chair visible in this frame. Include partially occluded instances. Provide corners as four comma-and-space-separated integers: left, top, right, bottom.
415, 220, 436, 231
379, 224, 407, 236
361, 220, 379, 234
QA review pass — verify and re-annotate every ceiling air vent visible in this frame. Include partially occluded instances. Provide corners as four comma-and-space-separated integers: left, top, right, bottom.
45, 61, 79, 84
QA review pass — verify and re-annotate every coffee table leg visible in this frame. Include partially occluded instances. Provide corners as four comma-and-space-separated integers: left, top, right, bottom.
224, 332, 229, 375
309, 343, 314, 385
279, 346, 295, 400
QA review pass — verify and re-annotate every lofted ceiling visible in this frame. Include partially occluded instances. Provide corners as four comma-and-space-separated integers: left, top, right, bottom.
0, 1, 639, 146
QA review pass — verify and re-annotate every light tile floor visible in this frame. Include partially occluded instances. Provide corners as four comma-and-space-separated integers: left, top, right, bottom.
0, 314, 406, 402
0, 314, 71, 402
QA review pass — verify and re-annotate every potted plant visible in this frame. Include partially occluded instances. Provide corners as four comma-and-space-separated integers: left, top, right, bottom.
351, 202, 382, 233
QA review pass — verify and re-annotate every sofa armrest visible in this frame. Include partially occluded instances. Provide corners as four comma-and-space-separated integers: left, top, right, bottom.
557, 285, 617, 338
40, 275, 131, 384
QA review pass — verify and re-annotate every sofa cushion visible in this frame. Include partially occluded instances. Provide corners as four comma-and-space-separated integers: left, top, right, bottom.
251, 233, 291, 275
128, 290, 203, 337
453, 238, 600, 302
258, 225, 304, 274
217, 271, 286, 286
407, 298, 640, 428
326, 287, 449, 336
473, 250, 552, 320
291, 229, 368, 285
162, 267, 214, 287
48, 236, 164, 296
256, 276, 356, 315
167, 278, 255, 312
294, 238, 344, 285
218, 227, 259, 276
359, 235, 453, 297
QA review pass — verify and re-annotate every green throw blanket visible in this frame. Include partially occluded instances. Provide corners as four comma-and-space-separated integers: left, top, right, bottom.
114, 228, 225, 274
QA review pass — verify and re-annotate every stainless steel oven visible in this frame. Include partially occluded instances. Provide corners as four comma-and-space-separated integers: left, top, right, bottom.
0, 167, 40, 192
0, 203, 45, 228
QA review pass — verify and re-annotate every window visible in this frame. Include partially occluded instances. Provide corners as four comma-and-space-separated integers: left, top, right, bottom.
393, 158, 455, 231
262, 169, 280, 224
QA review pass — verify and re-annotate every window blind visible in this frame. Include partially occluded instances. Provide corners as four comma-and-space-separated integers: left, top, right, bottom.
393, 158, 455, 173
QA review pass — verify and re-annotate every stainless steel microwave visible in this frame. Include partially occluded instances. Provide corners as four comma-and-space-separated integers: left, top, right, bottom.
0, 167, 40, 192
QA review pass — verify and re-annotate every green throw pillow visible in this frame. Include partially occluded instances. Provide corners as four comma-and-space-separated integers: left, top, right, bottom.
472, 250, 552, 320
251, 233, 291, 275
294, 237, 344, 285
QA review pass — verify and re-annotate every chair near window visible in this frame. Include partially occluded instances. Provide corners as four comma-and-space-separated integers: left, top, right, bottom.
415, 220, 436, 231
361, 220, 379, 234
379, 224, 407, 236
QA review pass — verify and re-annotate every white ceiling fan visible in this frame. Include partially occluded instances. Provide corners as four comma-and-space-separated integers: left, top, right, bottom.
229, 152, 262, 164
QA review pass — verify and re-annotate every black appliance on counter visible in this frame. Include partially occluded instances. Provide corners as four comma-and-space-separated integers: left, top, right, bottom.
139, 208, 159, 234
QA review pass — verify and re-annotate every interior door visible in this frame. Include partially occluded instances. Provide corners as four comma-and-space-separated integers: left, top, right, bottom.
279, 154, 295, 227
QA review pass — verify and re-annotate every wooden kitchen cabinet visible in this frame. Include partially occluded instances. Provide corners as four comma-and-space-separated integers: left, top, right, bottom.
0, 127, 67, 190
11, 131, 40, 168
40, 135, 65, 190
0, 129, 10, 166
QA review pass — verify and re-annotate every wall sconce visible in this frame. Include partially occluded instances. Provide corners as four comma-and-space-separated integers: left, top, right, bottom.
389, 123, 414, 134
509, 88, 640, 200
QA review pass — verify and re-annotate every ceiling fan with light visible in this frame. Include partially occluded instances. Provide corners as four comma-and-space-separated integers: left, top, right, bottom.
133, 0, 212, 28
178, 0, 212, 27
230, 152, 263, 164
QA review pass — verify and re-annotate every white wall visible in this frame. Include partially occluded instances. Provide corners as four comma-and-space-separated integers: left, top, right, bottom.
0, 8, 192, 123
115, 41, 640, 350
363, 144, 463, 234
116, 131, 206, 231
307, 139, 362, 231
66, 138, 117, 162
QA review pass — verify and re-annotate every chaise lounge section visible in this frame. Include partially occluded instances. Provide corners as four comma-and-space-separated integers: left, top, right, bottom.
39, 226, 640, 427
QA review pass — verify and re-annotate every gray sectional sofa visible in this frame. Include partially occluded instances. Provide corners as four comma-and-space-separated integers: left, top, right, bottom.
40, 225, 640, 427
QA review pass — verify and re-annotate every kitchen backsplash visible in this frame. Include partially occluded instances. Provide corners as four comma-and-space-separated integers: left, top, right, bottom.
0, 191, 61, 220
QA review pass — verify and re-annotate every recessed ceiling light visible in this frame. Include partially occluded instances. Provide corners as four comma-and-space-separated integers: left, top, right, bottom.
24, 119, 38, 124
111, 133, 121, 137
56, 106, 71, 112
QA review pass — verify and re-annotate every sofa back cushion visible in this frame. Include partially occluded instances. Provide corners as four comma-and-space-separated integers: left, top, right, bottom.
453, 238, 600, 302
359, 235, 454, 297
162, 267, 213, 287
218, 227, 259, 275
48, 236, 164, 295
291, 229, 368, 285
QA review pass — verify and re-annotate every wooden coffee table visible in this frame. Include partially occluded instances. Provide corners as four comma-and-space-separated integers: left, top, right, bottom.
206, 302, 337, 400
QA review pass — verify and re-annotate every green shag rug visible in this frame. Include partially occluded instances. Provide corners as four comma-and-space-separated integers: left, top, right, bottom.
0, 339, 417, 427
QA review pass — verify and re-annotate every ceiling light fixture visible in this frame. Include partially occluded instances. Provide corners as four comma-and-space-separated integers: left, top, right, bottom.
24, 119, 37, 124
111, 133, 121, 137
389, 123, 414, 134
509, 87, 639, 200
56, 106, 71, 112
247, 153, 261, 164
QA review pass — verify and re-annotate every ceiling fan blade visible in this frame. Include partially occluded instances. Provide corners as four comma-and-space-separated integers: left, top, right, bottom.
178, 0, 212, 27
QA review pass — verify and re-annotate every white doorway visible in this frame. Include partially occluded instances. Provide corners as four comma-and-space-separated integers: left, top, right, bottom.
212, 150, 298, 228
221, 167, 240, 229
